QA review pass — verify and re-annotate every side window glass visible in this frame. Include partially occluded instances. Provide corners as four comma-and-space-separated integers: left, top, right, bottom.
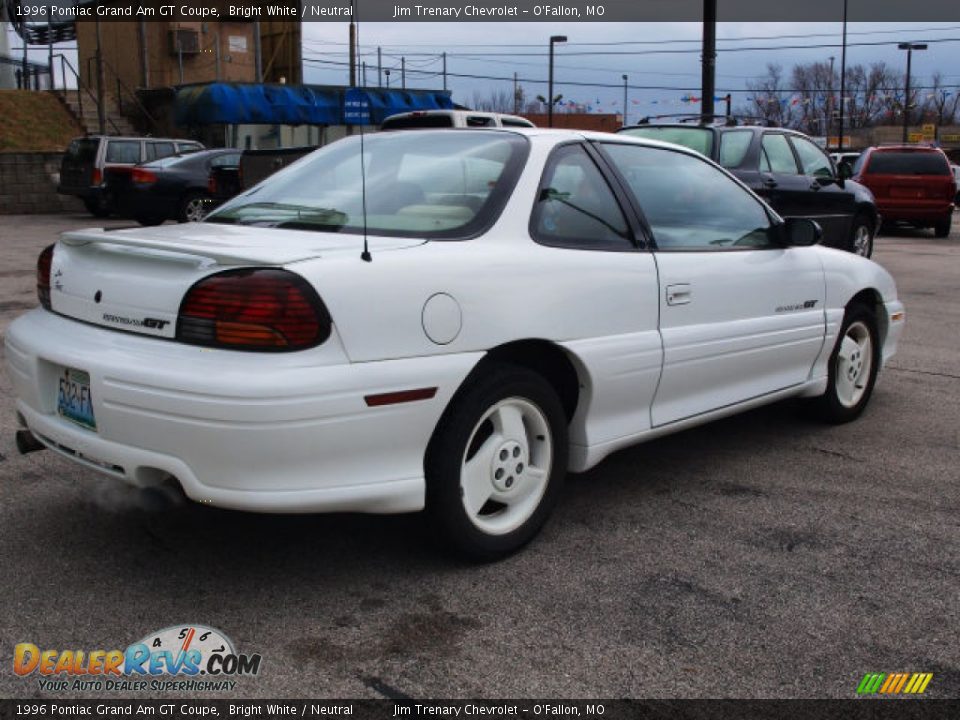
104, 140, 142, 164
718, 130, 753, 168
761, 134, 799, 175
145, 142, 176, 161
211, 154, 241, 167
791, 137, 833, 178
531, 144, 632, 251
601, 143, 773, 250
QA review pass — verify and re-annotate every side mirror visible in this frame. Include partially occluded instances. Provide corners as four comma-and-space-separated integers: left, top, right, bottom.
837, 162, 854, 180
781, 217, 822, 247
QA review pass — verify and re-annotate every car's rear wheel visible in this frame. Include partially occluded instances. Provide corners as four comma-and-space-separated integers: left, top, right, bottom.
426, 364, 567, 561
179, 192, 209, 223
849, 213, 874, 257
813, 303, 880, 423
934, 214, 952, 238
83, 196, 111, 218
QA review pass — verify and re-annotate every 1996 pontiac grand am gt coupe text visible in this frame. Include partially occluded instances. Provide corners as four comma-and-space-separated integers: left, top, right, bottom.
6, 129, 905, 559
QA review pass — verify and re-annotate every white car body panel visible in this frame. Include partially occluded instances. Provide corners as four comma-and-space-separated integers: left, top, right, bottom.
4, 130, 906, 515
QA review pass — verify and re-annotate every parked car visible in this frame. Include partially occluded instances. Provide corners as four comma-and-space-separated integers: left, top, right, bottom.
829, 151, 861, 178
381, 110, 535, 130
618, 120, 879, 257
852, 145, 957, 237
107, 148, 242, 226
8, 129, 904, 559
58, 136, 204, 218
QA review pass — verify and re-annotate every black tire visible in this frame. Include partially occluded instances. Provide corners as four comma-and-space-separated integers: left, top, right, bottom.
848, 212, 874, 258
178, 191, 210, 223
135, 214, 165, 227
425, 363, 568, 561
812, 303, 881, 424
83, 196, 111, 218
934, 214, 952, 238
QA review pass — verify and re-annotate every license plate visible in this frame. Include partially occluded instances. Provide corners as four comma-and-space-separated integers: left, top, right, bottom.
57, 367, 97, 431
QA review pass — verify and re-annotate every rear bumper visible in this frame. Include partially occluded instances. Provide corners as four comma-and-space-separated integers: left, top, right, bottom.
875, 202, 953, 222
5, 309, 481, 514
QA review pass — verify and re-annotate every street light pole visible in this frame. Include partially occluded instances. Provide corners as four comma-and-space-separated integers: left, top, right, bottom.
898, 42, 927, 142
548, 35, 567, 128
828, 56, 834, 144
701, 0, 717, 120
622, 74, 628, 126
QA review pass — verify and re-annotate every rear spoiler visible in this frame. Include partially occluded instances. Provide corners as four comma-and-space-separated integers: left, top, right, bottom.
60, 228, 322, 266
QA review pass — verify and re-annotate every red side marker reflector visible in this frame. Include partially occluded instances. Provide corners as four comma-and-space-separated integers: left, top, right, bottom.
364, 387, 438, 407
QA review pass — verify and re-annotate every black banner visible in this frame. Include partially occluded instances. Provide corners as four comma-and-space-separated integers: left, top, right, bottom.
4, 700, 960, 720
8, 0, 960, 23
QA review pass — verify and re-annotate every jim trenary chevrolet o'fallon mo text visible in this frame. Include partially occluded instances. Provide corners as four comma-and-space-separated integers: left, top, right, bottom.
7, 128, 905, 559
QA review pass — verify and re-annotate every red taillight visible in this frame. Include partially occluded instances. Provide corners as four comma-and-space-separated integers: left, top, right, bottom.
37, 244, 54, 310
131, 168, 157, 185
176, 269, 331, 351
208, 176, 217, 194
91, 168, 102, 186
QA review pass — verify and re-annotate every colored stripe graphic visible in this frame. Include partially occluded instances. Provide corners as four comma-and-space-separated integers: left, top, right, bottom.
857, 672, 933, 694
857, 673, 886, 694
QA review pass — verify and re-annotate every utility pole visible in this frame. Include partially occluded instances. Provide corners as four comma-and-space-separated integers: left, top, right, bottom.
362, 61, 367, 87
442, 52, 447, 91
622, 74, 628, 126
513, 72, 518, 113
385, 68, 390, 88
401, 56, 405, 89
828, 55, 835, 144
700, 0, 717, 120
47, 3, 53, 90
838, 0, 848, 151
95, 20, 105, 134
349, 0, 356, 86
898, 42, 928, 142
377, 47, 382, 87
138, 20, 149, 88
253, 21, 262, 82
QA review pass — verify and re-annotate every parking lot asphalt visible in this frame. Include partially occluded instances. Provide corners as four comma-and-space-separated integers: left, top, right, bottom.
0, 212, 958, 700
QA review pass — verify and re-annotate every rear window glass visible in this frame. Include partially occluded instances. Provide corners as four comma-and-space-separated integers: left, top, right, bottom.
501, 117, 535, 128
65, 138, 98, 162
381, 115, 455, 130
866, 152, 950, 176
105, 141, 141, 164
208, 131, 528, 239
177, 142, 204, 154
618, 127, 714, 158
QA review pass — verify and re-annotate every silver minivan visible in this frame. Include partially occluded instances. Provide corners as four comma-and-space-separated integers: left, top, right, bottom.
380, 110, 535, 131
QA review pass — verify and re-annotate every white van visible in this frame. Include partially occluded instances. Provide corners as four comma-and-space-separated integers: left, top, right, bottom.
380, 110, 535, 130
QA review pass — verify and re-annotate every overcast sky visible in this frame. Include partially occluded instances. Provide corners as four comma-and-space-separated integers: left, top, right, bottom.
302, 21, 960, 120
6, 20, 960, 122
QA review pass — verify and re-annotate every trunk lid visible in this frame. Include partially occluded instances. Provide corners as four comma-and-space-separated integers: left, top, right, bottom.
50, 223, 424, 339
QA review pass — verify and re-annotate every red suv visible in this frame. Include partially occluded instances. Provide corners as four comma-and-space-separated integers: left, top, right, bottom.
852, 145, 956, 237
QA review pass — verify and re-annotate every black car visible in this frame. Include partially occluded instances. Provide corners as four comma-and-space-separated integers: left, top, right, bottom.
618, 118, 879, 257
109, 148, 242, 226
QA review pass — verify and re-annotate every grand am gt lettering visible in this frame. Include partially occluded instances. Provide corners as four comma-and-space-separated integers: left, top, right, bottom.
6, 129, 905, 559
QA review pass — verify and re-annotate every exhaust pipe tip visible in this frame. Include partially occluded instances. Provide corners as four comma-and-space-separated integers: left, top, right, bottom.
16, 429, 47, 455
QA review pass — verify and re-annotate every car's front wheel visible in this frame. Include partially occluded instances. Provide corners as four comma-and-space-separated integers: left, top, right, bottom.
849, 212, 874, 257
179, 191, 210, 223
813, 303, 880, 423
426, 364, 567, 561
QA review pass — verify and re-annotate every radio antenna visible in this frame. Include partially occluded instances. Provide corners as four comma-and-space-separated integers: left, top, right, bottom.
354, 0, 372, 262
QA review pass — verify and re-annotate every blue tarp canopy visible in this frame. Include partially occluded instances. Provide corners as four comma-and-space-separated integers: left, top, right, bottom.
174, 83, 454, 126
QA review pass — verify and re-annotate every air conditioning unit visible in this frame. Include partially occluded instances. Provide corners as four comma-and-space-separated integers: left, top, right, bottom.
169, 29, 200, 55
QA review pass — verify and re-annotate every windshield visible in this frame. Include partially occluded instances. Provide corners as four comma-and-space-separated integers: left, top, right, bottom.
207, 131, 529, 237
618, 127, 714, 158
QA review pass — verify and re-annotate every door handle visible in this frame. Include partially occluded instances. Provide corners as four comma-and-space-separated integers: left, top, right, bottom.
666, 283, 692, 306
762, 176, 778, 189
809, 182, 822, 191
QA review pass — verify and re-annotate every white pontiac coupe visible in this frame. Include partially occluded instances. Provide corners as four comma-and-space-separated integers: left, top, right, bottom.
6, 129, 905, 559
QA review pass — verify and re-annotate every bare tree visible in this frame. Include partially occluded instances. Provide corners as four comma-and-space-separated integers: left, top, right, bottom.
471, 89, 515, 113
742, 64, 798, 126
922, 72, 960, 126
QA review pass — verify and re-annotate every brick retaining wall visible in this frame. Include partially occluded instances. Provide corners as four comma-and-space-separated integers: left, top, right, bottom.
0, 152, 84, 214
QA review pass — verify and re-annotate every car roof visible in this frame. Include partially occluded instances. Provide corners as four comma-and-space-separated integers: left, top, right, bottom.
72, 135, 201, 143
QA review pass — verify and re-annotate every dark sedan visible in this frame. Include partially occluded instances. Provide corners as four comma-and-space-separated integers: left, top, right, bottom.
618, 120, 879, 257
110, 149, 242, 226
